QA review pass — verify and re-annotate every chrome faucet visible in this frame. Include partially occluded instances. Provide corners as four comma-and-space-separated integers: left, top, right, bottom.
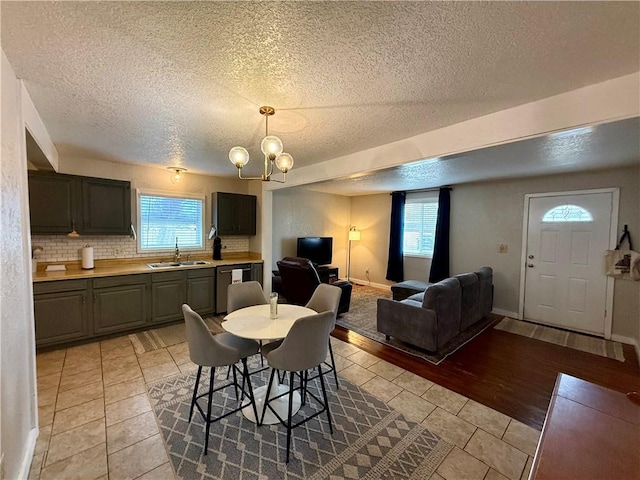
174, 238, 181, 263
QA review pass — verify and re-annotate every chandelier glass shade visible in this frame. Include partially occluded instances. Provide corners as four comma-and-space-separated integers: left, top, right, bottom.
229, 106, 293, 182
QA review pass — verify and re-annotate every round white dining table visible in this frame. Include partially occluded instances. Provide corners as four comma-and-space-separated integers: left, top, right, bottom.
222, 303, 316, 424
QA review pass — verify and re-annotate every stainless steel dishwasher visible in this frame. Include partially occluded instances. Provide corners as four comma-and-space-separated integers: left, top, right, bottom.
215, 264, 252, 314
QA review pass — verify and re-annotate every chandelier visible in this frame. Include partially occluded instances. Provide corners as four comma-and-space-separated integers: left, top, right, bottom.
228, 106, 294, 183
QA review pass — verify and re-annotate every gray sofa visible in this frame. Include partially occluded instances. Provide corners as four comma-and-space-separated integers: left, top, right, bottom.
377, 267, 493, 352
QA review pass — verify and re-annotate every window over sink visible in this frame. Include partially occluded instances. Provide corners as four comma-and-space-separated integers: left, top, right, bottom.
137, 189, 205, 252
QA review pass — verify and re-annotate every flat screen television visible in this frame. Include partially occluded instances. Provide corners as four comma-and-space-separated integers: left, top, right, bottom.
296, 237, 333, 266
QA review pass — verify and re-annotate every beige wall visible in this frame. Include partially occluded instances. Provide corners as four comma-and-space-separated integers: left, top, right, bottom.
350, 165, 640, 342
271, 188, 351, 273
350, 193, 434, 286
1, 50, 39, 479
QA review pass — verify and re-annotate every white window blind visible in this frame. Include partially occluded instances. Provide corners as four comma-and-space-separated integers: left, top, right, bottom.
403, 192, 439, 257
138, 193, 204, 251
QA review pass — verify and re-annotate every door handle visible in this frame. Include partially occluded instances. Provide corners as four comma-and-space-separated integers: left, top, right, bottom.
528, 255, 534, 259
527, 264, 535, 268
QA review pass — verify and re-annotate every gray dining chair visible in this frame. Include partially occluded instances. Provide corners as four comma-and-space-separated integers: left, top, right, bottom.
182, 304, 260, 455
305, 283, 342, 388
260, 310, 335, 463
227, 281, 267, 368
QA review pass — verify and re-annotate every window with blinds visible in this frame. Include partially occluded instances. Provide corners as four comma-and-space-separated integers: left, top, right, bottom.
403, 192, 439, 257
138, 192, 205, 251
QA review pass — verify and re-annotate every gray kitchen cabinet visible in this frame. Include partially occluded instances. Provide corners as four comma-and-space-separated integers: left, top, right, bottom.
28, 171, 78, 234
33, 280, 90, 347
151, 270, 187, 324
215, 263, 252, 314
187, 268, 215, 316
28, 171, 131, 236
80, 176, 131, 235
212, 192, 257, 235
93, 275, 149, 334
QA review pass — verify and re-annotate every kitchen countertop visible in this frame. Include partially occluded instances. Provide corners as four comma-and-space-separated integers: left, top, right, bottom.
33, 254, 263, 282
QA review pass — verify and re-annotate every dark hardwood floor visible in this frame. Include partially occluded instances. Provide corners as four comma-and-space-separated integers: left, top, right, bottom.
332, 316, 640, 430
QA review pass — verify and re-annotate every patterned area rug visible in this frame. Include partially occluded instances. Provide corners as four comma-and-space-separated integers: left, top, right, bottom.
336, 285, 495, 365
148, 361, 452, 479
130, 317, 224, 354
495, 317, 625, 362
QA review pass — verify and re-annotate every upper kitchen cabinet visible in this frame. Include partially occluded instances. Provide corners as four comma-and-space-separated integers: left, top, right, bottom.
80, 177, 131, 235
28, 171, 131, 235
28, 171, 77, 234
212, 192, 257, 235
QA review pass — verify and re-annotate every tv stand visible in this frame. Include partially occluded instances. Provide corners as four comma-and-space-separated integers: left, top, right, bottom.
316, 265, 339, 284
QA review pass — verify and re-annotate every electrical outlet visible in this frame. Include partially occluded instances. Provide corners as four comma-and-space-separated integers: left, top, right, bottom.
498, 243, 508, 253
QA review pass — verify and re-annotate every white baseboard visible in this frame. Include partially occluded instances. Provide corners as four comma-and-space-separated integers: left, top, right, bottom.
610, 334, 640, 363
16, 426, 38, 480
348, 278, 392, 291
491, 308, 519, 319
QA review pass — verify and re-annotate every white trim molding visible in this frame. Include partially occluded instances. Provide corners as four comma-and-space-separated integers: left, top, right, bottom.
492, 308, 519, 319
518, 188, 619, 339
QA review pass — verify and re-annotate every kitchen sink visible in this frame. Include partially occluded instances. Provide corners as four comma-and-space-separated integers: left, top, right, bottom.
147, 261, 212, 269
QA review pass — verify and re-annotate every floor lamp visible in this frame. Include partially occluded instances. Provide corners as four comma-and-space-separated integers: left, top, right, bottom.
347, 226, 360, 281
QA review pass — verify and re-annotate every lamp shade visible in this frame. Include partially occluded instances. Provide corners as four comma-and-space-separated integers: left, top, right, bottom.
349, 229, 361, 241
275, 152, 294, 173
229, 146, 250, 168
260, 135, 283, 158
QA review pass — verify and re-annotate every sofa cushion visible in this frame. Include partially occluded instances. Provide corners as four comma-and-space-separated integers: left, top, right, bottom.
407, 292, 425, 303
475, 267, 493, 317
422, 277, 462, 345
400, 298, 423, 308
454, 272, 481, 330
391, 280, 431, 301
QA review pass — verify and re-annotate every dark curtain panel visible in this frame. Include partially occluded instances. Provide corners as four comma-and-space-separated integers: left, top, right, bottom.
386, 191, 406, 282
429, 187, 452, 282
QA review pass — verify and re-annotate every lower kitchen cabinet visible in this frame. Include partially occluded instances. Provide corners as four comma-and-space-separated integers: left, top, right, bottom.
93, 275, 149, 334
151, 271, 187, 324
187, 268, 215, 316
33, 280, 90, 347
32, 263, 258, 348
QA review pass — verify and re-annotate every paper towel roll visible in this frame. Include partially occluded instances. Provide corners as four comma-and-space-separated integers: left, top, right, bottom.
231, 268, 243, 284
82, 246, 94, 270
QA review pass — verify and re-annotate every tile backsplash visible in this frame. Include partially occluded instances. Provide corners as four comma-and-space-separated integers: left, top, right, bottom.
31, 235, 250, 263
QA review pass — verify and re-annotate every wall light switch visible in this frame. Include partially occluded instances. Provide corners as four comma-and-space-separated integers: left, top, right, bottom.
498, 243, 508, 253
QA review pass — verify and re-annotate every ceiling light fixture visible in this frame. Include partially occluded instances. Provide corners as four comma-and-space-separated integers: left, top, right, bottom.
229, 106, 294, 183
168, 167, 187, 184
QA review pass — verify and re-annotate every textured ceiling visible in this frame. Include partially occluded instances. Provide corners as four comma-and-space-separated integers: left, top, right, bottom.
303, 117, 640, 196
1, 1, 639, 182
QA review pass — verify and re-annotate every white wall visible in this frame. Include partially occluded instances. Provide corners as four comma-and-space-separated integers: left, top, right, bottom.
1, 50, 39, 480
271, 188, 351, 274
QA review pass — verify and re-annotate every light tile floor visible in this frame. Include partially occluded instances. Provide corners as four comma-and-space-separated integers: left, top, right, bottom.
30, 334, 540, 480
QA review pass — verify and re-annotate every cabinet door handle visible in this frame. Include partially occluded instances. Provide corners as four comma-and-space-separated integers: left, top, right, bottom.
82, 295, 86, 305
93, 293, 97, 301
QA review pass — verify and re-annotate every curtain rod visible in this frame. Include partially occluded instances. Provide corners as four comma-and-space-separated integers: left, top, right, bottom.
390, 186, 452, 195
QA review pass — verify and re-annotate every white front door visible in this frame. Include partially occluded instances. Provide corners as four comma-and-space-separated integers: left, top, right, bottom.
523, 192, 613, 336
